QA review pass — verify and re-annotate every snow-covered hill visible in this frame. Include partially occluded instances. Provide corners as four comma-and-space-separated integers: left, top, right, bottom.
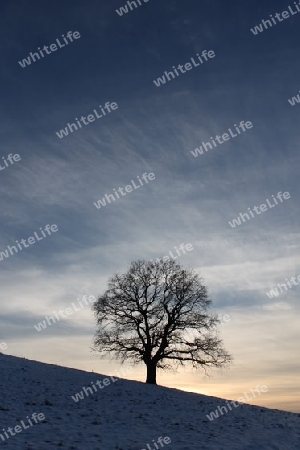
0, 353, 299, 450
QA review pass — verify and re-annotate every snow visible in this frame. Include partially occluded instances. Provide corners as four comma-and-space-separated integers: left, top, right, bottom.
0, 353, 299, 449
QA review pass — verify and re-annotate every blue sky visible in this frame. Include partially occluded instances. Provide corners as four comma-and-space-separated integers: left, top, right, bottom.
0, 0, 299, 412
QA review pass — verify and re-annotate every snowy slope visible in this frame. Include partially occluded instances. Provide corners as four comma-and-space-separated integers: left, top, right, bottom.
0, 353, 299, 450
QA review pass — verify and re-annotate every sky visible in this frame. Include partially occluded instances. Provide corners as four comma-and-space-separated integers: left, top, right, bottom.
0, 0, 299, 413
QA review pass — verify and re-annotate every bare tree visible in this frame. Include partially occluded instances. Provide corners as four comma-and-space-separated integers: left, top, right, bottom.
93, 259, 231, 384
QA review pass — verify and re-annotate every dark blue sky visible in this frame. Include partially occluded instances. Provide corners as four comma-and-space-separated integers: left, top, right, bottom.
0, 0, 299, 412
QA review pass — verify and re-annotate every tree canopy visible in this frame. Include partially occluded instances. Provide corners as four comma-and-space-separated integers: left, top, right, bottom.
93, 259, 231, 384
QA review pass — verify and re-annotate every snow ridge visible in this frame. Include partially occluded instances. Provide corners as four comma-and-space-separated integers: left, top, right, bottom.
0, 354, 299, 450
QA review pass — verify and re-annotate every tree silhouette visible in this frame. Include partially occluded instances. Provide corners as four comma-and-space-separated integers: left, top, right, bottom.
93, 259, 231, 384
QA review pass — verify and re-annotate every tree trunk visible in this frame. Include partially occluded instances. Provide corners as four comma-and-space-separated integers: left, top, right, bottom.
146, 362, 157, 384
